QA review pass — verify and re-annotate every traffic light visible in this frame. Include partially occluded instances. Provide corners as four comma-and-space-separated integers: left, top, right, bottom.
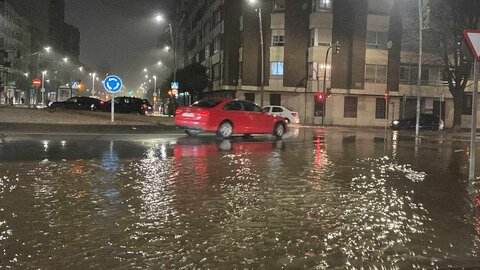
333, 41, 341, 54
384, 91, 389, 100
326, 88, 332, 98
315, 93, 325, 102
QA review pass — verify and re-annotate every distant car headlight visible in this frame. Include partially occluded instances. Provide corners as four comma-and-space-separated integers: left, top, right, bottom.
393, 120, 400, 125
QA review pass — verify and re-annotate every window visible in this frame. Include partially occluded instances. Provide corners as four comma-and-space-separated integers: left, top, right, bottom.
272, 35, 284, 47
271, 62, 284, 76
241, 101, 262, 112
193, 99, 222, 108
375, 98, 386, 119
272, 107, 283, 113
212, 36, 222, 53
366, 31, 388, 49
463, 94, 472, 115
365, 64, 387, 83
262, 107, 270, 113
245, 93, 255, 102
400, 65, 430, 85
212, 63, 221, 80
312, 0, 332, 12
270, 94, 281, 106
223, 101, 243, 111
310, 28, 332, 47
273, 0, 285, 11
212, 7, 223, 26
344, 97, 358, 118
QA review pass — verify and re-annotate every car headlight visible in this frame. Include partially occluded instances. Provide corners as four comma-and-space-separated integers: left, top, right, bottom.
393, 120, 399, 125
48, 102, 53, 107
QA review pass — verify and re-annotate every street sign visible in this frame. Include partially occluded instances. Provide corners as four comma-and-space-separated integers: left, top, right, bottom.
32, 78, 41, 87
171, 82, 179, 89
103, 75, 123, 93
464, 30, 480, 61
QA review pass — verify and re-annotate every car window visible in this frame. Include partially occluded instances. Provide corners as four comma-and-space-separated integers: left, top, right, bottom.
66, 98, 77, 103
272, 107, 283, 113
193, 99, 222, 108
241, 101, 262, 112
262, 107, 270, 113
223, 101, 243, 111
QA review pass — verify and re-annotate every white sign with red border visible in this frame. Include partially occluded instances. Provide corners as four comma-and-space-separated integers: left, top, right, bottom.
464, 30, 480, 61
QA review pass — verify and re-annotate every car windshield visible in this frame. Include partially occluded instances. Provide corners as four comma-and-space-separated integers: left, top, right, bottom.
192, 99, 222, 108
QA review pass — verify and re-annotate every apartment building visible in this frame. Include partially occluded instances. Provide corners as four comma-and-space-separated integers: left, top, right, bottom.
180, 0, 474, 127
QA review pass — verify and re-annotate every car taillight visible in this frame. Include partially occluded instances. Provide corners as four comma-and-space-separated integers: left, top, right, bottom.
142, 104, 148, 110
291, 112, 298, 117
100, 100, 105, 105
176, 108, 183, 115
197, 110, 210, 117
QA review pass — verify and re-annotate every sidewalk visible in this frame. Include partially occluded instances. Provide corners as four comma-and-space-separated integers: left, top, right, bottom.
0, 106, 174, 126
0, 106, 177, 134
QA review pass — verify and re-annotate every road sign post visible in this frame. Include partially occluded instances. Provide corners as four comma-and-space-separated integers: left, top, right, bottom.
103, 75, 123, 123
464, 30, 480, 181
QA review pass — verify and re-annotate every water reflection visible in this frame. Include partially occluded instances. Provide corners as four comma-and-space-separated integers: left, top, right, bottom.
1, 132, 480, 268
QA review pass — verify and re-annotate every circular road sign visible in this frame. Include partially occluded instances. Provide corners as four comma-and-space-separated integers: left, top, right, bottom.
103, 75, 123, 93
32, 78, 41, 87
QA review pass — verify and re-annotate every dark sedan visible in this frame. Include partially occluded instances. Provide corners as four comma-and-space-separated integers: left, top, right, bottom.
391, 114, 444, 131
103, 97, 153, 115
48, 97, 105, 111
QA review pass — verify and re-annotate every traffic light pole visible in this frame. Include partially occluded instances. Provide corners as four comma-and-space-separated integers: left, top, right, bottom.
322, 45, 333, 126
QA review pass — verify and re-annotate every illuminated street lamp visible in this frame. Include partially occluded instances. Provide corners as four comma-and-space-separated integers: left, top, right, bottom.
63, 57, 69, 63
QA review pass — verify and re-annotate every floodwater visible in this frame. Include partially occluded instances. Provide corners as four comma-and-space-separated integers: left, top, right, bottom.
0, 128, 480, 269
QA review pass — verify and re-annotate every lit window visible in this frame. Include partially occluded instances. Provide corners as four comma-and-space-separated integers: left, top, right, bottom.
273, 0, 285, 11
312, 0, 332, 12
271, 62, 284, 76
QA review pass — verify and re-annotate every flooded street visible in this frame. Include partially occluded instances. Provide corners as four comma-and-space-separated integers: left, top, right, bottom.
1, 128, 480, 269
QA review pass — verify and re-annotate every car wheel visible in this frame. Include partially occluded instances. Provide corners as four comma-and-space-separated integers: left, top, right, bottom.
185, 130, 201, 137
217, 121, 233, 139
273, 122, 285, 139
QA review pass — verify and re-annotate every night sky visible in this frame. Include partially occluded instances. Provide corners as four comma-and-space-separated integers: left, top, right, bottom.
64, 0, 176, 90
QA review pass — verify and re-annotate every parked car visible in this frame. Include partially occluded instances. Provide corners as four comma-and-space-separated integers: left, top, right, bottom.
262, 105, 300, 124
174, 99, 288, 139
391, 114, 444, 131
103, 97, 153, 115
48, 96, 105, 111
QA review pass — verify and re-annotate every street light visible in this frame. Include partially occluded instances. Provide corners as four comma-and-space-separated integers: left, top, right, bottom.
155, 14, 164, 23
164, 45, 171, 52
24, 72, 29, 77
144, 68, 148, 73
247, 0, 265, 106
78, 66, 84, 72
63, 57, 69, 63
44, 46, 52, 53
157, 61, 163, 66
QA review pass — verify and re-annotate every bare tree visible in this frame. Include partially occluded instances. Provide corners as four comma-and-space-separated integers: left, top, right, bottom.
429, 0, 480, 130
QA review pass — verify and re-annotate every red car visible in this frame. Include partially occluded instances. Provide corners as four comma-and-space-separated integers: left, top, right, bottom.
174, 99, 287, 139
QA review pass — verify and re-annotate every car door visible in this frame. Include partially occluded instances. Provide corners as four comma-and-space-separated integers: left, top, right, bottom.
241, 101, 271, 133
65, 98, 77, 110
222, 101, 249, 133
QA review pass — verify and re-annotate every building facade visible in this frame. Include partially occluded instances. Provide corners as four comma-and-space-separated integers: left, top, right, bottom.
0, 0, 32, 105
179, 0, 478, 128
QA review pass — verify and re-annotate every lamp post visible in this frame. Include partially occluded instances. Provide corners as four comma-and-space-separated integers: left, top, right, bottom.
90, 72, 96, 97
153, 75, 157, 107
415, 0, 427, 137
41, 70, 47, 107
247, 0, 265, 106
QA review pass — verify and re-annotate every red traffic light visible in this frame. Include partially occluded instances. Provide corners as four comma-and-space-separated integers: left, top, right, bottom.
315, 93, 325, 102
384, 92, 389, 100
